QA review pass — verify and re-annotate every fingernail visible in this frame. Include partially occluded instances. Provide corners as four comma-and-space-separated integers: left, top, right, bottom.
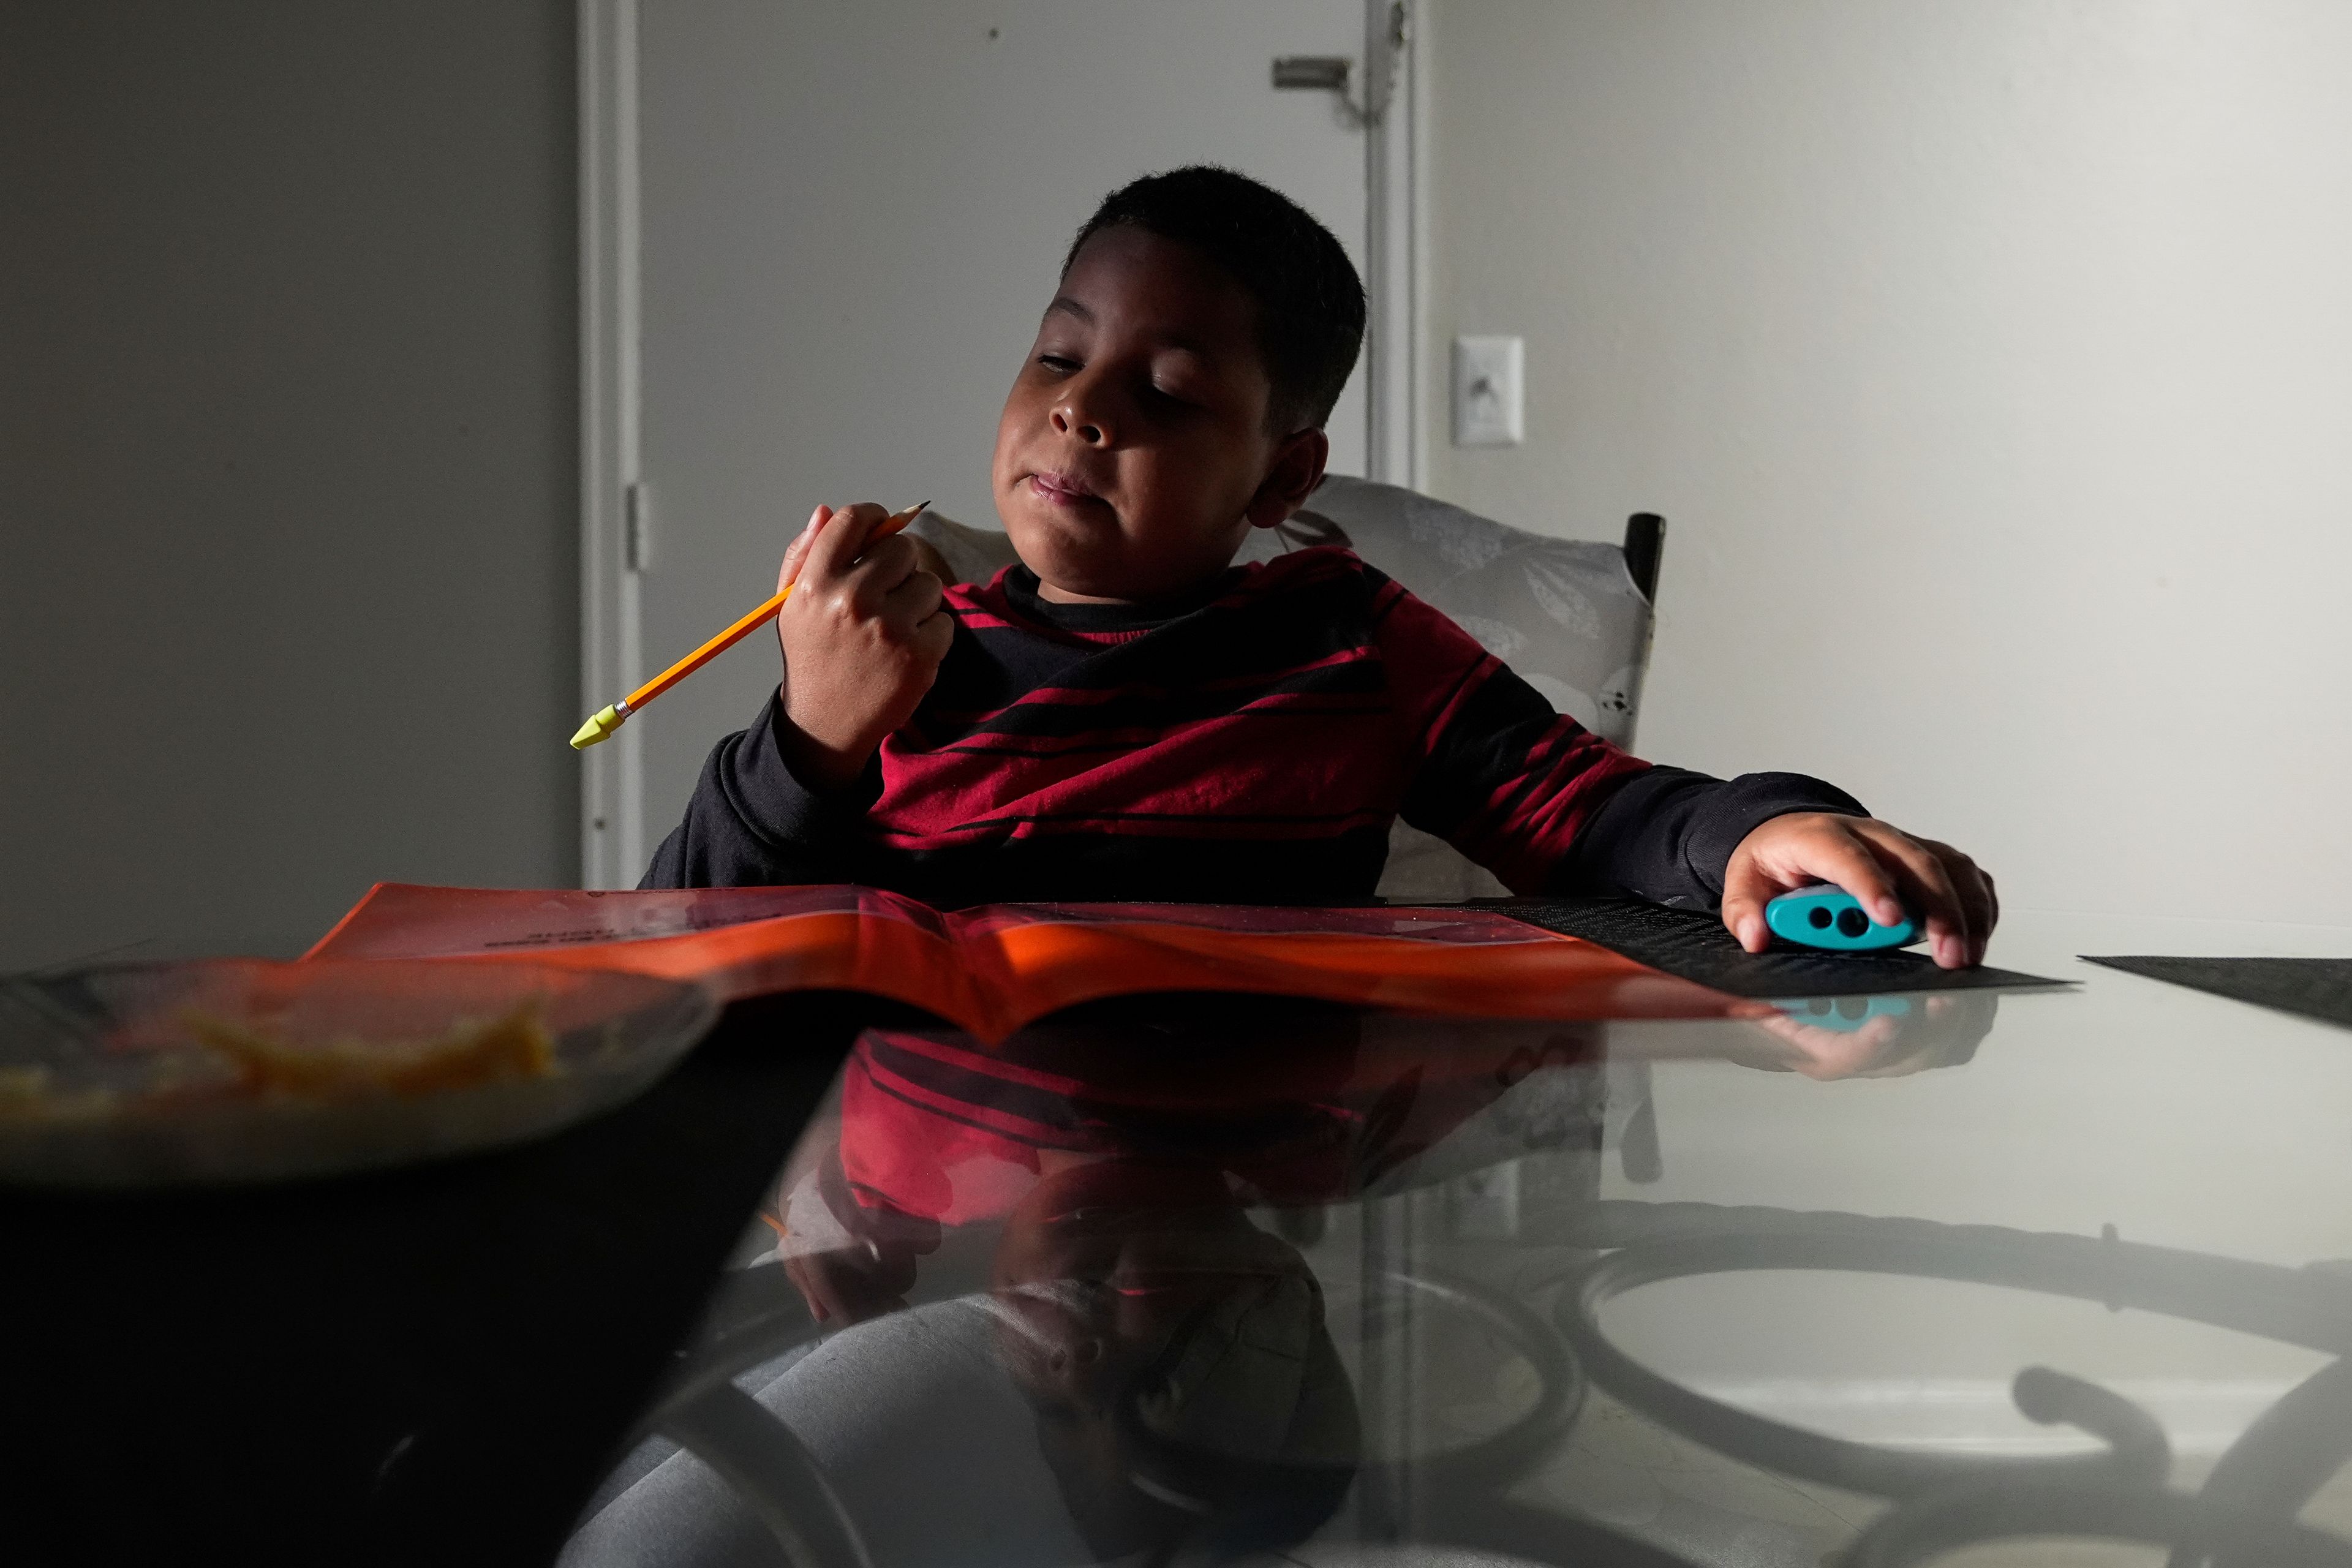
803, 505, 825, 533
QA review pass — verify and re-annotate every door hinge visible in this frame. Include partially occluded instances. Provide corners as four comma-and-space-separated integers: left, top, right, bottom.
1272, 2, 1407, 129
624, 481, 653, 573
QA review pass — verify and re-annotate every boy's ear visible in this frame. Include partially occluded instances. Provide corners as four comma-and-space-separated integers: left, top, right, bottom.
1243, 428, 1330, 530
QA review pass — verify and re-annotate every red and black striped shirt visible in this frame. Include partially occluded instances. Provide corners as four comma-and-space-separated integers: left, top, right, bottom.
644, 546, 1858, 906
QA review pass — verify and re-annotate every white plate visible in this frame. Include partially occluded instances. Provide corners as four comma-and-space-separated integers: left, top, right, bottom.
0, 957, 719, 1188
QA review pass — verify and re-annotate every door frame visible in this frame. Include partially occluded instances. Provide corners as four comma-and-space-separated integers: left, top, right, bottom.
577, 0, 643, 891
1363, 0, 1423, 492
575, 0, 1424, 887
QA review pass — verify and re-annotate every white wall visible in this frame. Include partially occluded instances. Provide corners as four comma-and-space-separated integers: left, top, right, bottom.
1, 2, 579, 968
1420, 0, 2352, 925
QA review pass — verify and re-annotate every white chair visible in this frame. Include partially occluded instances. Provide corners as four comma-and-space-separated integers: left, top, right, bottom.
907, 475, 1667, 902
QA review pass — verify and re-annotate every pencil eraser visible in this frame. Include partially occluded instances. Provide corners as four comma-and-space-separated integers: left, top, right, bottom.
570, 705, 625, 751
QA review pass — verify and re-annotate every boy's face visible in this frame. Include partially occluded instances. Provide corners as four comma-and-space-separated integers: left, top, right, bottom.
993, 227, 1327, 604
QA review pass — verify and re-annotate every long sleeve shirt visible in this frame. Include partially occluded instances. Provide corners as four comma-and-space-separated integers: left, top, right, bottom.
642, 546, 1862, 907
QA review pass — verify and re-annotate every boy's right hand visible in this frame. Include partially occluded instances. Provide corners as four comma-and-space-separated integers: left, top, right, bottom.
774, 502, 952, 793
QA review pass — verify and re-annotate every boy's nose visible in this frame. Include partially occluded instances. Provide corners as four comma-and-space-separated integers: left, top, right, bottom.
1050, 400, 1110, 446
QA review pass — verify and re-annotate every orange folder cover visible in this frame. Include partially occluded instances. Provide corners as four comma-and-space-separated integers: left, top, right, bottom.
306, 884, 1746, 1041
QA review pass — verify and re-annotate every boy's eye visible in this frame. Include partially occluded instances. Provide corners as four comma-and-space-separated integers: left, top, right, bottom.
1037, 353, 1079, 372
1152, 376, 1213, 411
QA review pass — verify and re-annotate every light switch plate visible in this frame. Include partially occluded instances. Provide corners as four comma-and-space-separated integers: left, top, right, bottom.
1452, 334, 1523, 447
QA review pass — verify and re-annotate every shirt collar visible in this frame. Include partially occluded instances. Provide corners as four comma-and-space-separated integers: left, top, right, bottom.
1001, 563, 1246, 635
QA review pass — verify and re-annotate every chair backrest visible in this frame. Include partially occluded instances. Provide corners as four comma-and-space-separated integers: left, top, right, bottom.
903, 477, 1664, 902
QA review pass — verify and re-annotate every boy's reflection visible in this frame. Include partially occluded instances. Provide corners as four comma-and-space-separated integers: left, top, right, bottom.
763, 1000, 1424, 1559
777, 997, 1578, 1319
566, 992, 1997, 1567
765, 996, 1600, 1561
777, 988, 1999, 1325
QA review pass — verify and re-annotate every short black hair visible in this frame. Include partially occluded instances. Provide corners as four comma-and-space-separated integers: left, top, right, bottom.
1063, 166, 1366, 434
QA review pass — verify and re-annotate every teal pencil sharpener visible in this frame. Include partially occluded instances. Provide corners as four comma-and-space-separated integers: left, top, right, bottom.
1763, 884, 1920, 951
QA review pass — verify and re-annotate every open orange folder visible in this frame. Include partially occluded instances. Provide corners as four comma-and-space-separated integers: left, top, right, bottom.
306, 884, 1754, 1041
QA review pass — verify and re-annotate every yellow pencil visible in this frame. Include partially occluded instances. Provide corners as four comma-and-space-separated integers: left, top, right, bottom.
570, 501, 930, 750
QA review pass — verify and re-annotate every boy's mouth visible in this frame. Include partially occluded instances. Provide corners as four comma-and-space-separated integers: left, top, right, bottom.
1028, 470, 1105, 510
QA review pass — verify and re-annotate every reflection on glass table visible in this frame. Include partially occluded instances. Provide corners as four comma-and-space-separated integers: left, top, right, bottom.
562, 913, 2352, 1568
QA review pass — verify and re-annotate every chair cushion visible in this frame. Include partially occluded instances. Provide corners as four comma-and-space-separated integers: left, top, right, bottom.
1275, 476, 1653, 748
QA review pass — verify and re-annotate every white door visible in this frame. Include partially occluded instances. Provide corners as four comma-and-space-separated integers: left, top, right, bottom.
603, 0, 1380, 882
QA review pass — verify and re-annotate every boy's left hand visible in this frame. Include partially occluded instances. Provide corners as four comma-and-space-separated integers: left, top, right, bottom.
1721, 814, 1997, 969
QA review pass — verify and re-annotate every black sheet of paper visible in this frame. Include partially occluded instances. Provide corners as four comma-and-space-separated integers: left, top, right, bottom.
2079, 955, 2352, 1031
1478, 896, 2062, 998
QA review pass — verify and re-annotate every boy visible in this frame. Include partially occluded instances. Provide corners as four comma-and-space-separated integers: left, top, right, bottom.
645, 167, 1996, 968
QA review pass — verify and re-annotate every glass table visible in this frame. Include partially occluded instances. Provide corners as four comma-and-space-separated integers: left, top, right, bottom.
554, 911, 2352, 1567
